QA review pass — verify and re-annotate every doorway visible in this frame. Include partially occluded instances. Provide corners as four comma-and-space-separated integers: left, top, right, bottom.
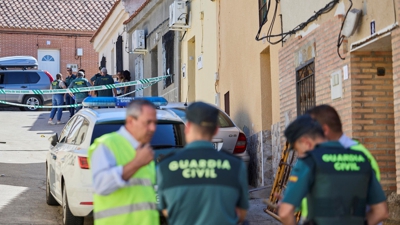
187, 37, 196, 101
37, 49, 60, 78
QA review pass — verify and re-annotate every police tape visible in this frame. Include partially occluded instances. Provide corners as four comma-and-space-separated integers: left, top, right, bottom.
0, 80, 159, 109
0, 75, 170, 95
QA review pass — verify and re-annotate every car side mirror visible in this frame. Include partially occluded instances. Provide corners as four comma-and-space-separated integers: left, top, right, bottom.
49, 133, 59, 146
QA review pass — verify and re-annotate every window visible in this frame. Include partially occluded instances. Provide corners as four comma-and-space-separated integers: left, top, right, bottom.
27, 72, 40, 83
59, 117, 77, 143
42, 55, 55, 61
66, 116, 86, 145
224, 91, 230, 116
116, 35, 123, 72
167, 108, 235, 128
258, 0, 268, 26
162, 31, 175, 89
296, 59, 316, 115
5, 72, 28, 84
100, 56, 106, 68
90, 121, 186, 147
0, 73, 4, 84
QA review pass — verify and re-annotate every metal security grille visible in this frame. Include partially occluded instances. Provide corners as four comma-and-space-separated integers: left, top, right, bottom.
162, 31, 175, 89
116, 35, 123, 72
296, 59, 316, 115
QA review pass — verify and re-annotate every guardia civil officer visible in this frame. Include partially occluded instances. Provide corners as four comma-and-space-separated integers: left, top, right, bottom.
65, 67, 77, 118
305, 105, 382, 224
68, 71, 91, 113
88, 99, 159, 225
157, 102, 249, 225
93, 67, 117, 98
278, 115, 388, 225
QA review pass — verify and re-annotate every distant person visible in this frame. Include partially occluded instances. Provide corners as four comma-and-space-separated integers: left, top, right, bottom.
48, 74, 66, 125
90, 66, 102, 86
78, 69, 88, 81
65, 67, 76, 118
68, 71, 91, 113
115, 71, 123, 96
123, 70, 131, 95
93, 68, 117, 98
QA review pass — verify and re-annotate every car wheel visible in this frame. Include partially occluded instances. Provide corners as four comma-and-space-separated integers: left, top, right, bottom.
22, 95, 42, 111
62, 183, 84, 225
46, 165, 59, 206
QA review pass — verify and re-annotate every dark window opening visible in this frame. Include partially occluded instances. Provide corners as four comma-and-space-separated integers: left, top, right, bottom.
224, 91, 230, 116
116, 35, 123, 72
100, 56, 106, 69
258, 0, 268, 26
296, 59, 316, 115
90, 121, 186, 147
5, 72, 28, 84
162, 31, 175, 89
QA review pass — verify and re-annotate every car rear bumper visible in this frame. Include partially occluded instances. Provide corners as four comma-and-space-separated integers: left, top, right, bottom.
67, 186, 93, 217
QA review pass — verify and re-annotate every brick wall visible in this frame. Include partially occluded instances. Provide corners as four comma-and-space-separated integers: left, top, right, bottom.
0, 32, 99, 80
279, 16, 396, 192
350, 51, 396, 192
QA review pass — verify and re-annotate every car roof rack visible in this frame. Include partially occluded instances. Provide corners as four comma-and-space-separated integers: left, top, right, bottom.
0, 56, 38, 70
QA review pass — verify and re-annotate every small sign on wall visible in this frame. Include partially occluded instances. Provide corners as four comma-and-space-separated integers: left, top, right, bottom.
197, 55, 203, 70
67, 64, 78, 72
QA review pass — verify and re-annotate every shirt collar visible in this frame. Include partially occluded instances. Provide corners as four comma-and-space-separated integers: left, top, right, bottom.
186, 140, 214, 149
317, 141, 345, 149
117, 126, 140, 150
338, 134, 357, 148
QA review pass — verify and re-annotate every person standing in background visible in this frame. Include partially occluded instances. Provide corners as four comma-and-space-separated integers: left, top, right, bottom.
65, 67, 76, 118
93, 68, 117, 98
68, 71, 91, 113
48, 74, 67, 125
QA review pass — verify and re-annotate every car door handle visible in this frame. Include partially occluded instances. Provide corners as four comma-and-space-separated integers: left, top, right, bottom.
21, 86, 27, 88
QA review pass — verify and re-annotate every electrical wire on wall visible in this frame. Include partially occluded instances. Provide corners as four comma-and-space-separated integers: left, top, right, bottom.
337, 0, 353, 60
255, 0, 339, 45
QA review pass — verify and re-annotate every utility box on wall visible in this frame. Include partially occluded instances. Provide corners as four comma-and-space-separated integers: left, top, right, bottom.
331, 70, 343, 100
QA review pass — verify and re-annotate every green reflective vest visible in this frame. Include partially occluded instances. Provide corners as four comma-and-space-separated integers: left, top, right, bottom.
300, 142, 381, 220
88, 132, 159, 225
51, 80, 62, 90
305, 148, 371, 225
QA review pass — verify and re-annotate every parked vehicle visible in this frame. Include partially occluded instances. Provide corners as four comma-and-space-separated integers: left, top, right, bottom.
0, 56, 53, 111
45, 97, 186, 225
161, 102, 250, 166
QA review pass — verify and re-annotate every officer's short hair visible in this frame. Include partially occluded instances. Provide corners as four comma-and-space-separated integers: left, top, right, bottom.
306, 105, 343, 134
77, 71, 84, 77
284, 114, 324, 148
126, 99, 156, 119
186, 102, 219, 136
101, 67, 107, 74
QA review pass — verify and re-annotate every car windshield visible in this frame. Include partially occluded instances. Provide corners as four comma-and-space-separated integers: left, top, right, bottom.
167, 108, 235, 128
90, 121, 186, 148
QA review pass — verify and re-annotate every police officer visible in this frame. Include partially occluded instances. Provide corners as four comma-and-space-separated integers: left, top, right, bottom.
48, 73, 66, 125
65, 67, 77, 118
278, 115, 388, 225
157, 102, 249, 225
68, 71, 91, 113
88, 99, 159, 225
305, 105, 381, 224
93, 68, 117, 98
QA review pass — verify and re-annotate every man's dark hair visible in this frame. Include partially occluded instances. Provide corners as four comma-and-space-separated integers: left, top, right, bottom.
284, 114, 325, 145
193, 123, 218, 137
306, 105, 343, 134
123, 70, 131, 81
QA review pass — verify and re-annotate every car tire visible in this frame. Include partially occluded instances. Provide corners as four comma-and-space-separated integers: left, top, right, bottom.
46, 165, 59, 206
62, 183, 84, 225
22, 95, 42, 111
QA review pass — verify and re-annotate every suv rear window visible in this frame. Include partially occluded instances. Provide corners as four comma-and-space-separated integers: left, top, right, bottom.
91, 121, 186, 148
5, 72, 28, 84
27, 72, 40, 83
167, 108, 235, 128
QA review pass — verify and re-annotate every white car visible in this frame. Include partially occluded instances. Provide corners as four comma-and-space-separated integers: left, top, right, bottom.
45, 98, 186, 225
161, 102, 250, 166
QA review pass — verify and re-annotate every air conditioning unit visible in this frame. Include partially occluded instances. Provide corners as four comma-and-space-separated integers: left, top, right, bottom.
131, 30, 146, 53
169, 0, 190, 31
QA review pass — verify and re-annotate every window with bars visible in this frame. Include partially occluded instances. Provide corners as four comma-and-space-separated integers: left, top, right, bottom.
258, 0, 268, 26
296, 59, 316, 116
162, 31, 175, 89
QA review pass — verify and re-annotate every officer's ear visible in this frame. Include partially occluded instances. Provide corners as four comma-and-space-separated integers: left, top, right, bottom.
321, 124, 330, 138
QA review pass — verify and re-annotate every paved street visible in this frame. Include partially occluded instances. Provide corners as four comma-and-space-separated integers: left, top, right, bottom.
0, 109, 280, 225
